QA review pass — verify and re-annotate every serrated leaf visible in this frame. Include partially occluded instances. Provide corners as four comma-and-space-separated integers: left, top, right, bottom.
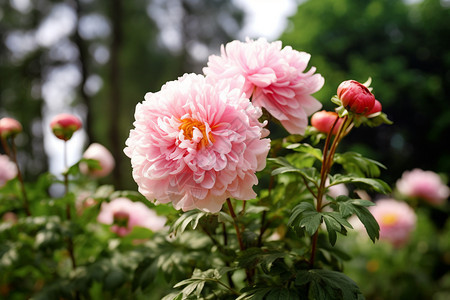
266, 288, 299, 300
323, 216, 338, 246
288, 202, 315, 227
298, 211, 322, 236
295, 269, 363, 300
171, 210, 208, 235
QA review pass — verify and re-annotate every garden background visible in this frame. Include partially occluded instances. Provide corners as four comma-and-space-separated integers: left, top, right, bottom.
1, 0, 450, 299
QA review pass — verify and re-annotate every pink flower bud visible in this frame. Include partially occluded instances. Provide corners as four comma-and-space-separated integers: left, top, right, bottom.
337, 80, 375, 114
80, 143, 115, 178
310, 110, 344, 135
50, 113, 82, 141
0, 117, 22, 139
365, 99, 382, 117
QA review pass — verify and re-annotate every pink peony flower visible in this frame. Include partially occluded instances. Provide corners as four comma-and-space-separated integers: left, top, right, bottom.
124, 73, 270, 213
337, 80, 375, 114
203, 38, 324, 135
97, 197, 167, 237
369, 199, 416, 247
396, 169, 449, 205
310, 110, 344, 135
0, 154, 17, 188
0, 117, 22, 139
80, 143, 115, 178
50, 113, 82, 141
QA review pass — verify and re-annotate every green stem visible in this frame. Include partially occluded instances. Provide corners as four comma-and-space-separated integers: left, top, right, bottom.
62, 141, 77, 271
309, 115, 351, 268
226, 198, 255, 285
10, 138, 31, 216
226, 198, 244, 251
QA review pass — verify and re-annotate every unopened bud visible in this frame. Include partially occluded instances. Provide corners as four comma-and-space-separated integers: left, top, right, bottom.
50, 113, 82, 141
337, 80, 375, 114
0, 117, 22, 139
311, 110, 344, 135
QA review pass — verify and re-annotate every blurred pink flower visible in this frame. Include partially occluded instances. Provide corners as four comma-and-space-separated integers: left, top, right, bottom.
0, 154, 17, 188
80, 143, 115, 178
369, 199, 416, 247
97, 197, 167, 237
396, 169, 449, 205
203, 38, 324, 135
0, 117, 22, 139
124, 73, 270, 213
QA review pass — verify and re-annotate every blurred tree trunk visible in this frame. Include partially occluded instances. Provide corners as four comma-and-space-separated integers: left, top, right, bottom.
109, 0, 123, 187
72, 0, 93, 143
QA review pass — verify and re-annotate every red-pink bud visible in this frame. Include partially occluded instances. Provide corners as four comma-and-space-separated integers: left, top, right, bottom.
311, 110, 344, 135
337, 80, 375, 114
365, 99, 382, 117
50, 113, 82, 141
0, 117, 22, 139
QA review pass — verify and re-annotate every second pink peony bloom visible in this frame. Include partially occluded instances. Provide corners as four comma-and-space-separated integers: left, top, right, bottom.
124, 74, 270, 213
203, 38, 324, 135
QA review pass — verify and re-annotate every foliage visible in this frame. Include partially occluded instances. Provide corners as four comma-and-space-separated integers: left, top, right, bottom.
281, 0, 450, 181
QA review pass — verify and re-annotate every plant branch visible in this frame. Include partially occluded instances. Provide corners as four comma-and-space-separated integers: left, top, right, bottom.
10, 138, 31, 216
226, 198, 244, 251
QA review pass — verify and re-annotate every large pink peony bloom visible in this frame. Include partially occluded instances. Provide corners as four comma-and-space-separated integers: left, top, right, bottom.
369, 199, 416, 248
396, 168, 449, 205
0, 154, 17, 188
124, 73, 270, 213
203, 38, 324, 135
97, 197, 167, 237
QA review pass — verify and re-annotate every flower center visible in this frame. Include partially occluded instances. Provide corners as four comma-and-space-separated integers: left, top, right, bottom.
179, 118, 215, 148
113, 211, 129, 228
381, 213, 398, 226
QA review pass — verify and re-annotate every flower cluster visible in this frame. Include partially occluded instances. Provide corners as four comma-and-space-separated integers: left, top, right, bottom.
125, 38, 327, 213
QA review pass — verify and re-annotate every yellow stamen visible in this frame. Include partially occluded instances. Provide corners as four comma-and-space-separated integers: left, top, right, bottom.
179, 118, 214, 148
381, 213, 398, 226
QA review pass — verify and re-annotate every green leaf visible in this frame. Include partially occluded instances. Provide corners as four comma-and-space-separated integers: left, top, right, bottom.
237, 247, 285, 273
104, 267, 126, 290
266, 288, 300, 300
322, 212, 352, 246
295, 269, 363, 300
288, 202, 315, 227
334, 152, 386, 178
353, 206, 380, 243
286, 143, 323, 161
298, 211, 322, 236
269, 158, 319, 184
132, 257, 158, 291
330, 175, 391, 194
171, 210, 208, 236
